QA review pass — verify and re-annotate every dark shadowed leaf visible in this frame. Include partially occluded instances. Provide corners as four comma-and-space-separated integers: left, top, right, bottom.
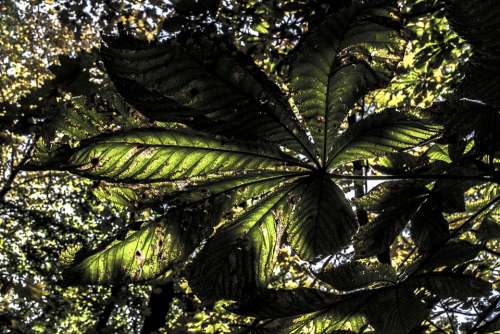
363, 286, 429, 334
101, 34, 315, 159
233, 288, 340, 318
431, 164, 480, 213
372, 152, 420, 175
287, 175, 358, 260
409, 273, 492, 300
446, 0, 500, 108
354, 181, 429, 258
476, 215, 500, 241
290, 1, 406, 162
410, 200, 449, 251
418, 240, 482, 271
318, 261, 396, 291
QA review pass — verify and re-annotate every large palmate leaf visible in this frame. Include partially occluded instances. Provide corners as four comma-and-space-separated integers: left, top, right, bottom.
287, 175, 358, 260
327, 111, 440, 168
35, 129, 306, 183
446, 0, 500, 108
290, 0, 406, 162
188, 185, 296, 302
102, 34, 315, 160
318, 261, 396, 291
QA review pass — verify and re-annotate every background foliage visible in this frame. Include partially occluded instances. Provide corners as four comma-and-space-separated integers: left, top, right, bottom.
1, 0, 499, 333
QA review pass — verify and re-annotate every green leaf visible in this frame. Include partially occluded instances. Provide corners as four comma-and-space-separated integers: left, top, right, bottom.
102, 34, 315, 159
327, 111, 440, 168
64, 219, 192, 284
167, 171, 301, 207
410, 273, 492, 300
290, 2, 406, 162
188, 186, 295, 302
52, 129, 304, 183
424, 144, 452, 164
288, 311, 367, 334
287, 175, 358, 260
92, 184, 139, 208
410, 200, 449, 251
372, 152, 420, 175
318, 261, 396, 291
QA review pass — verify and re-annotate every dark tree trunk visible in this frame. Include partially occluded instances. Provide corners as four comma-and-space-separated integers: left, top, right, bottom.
141, 282, 175, 334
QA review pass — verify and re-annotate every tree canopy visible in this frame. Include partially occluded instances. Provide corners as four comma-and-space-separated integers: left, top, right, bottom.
1, 0, 499, 333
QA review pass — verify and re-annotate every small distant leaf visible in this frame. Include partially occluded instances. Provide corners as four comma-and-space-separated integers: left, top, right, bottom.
328, 112, 440, 168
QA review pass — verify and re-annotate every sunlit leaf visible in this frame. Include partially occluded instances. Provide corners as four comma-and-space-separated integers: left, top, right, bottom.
327, 111, 440, 168
188, 185, 296, 302
34, 129, 305, 183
